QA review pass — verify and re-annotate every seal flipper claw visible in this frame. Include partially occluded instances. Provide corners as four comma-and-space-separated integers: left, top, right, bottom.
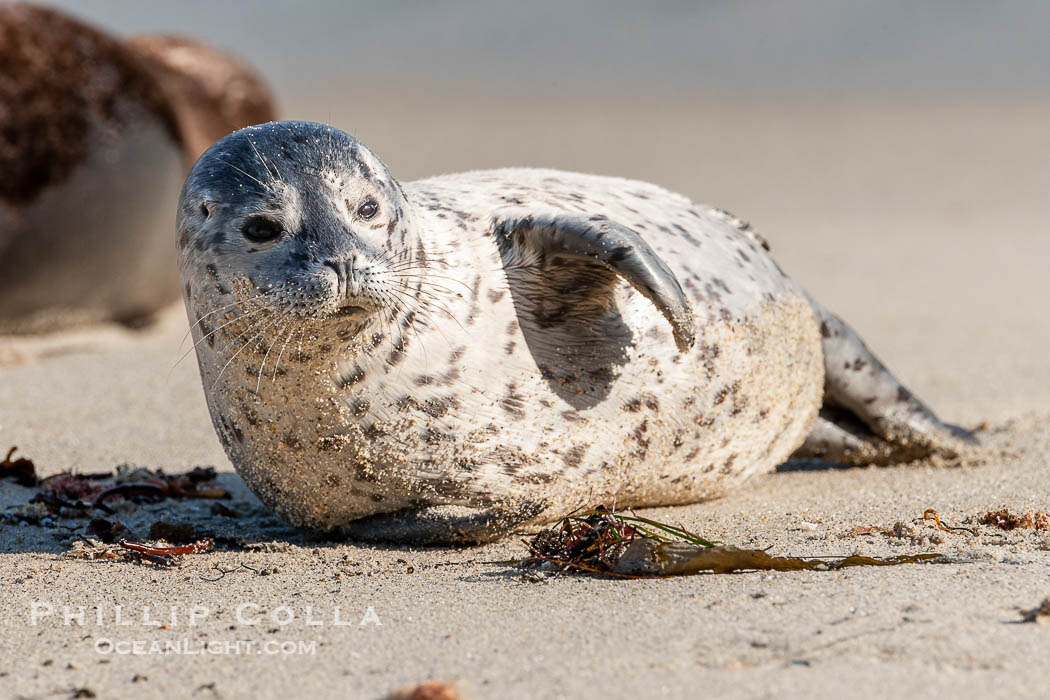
798, 303, 979, 465
493, 211, 696, 351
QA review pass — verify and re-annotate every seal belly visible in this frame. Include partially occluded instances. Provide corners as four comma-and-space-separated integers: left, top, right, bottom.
609, 292, 823, 508
458, 289, 825, 521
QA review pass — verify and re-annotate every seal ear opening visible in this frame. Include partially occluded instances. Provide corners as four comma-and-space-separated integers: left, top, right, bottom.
199, 202, 212, 219
492, 211, 696, 352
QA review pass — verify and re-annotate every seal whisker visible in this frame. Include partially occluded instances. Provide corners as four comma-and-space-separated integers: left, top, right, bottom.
389, 273, 468, 298
271, 327, 296, 382
387, 268, 474, 295
216, 158, 271, 192
385, 287, 459, 349
210, 314, 284, 391
388, 283, 465, 334
179, 293, 269, 351
255, 320, 288, 394
171, 304, 272, 374
246, 137, 280, 185
211, 313, 271, 360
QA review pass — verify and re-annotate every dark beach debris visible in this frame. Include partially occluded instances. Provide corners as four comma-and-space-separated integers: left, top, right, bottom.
522, 506, 945, 578
210, 502, 238, 517
92, 465, 230, 505
120, 539, 213, 566
38, 471, 111, 504
843, 509, 977, 539
922, 509, 976, 535
387, 681, 464, 700
844, 525, 894, 537
1018, 598, 1050, 624
26, 465, 230, 516
0, 446, 37, 486
612, 540, 941, 576
68, 536, 213, 566
980, 509, 1050, 532
85, 518, 127, 544
148, 520, 201, 543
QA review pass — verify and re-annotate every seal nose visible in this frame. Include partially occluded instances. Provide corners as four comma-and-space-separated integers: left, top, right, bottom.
323, 258, 363, 300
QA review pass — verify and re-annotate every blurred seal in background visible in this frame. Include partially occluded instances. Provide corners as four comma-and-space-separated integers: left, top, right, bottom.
0, 3, 275, 333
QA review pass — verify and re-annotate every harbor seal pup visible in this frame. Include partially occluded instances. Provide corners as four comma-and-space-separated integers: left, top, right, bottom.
0, 4, 275, 333
178, 121, 977, 544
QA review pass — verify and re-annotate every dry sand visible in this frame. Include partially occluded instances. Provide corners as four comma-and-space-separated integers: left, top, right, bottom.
2, 97, 1049, 699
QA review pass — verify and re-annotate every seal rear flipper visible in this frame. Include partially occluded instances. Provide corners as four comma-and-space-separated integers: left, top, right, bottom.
492, 211, 696, 351
798, 302, 980, 465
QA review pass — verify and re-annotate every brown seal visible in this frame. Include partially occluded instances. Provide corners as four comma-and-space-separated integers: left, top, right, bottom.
0, 3, 276, 332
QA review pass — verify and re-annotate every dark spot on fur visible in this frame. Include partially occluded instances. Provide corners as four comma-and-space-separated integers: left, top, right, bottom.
363, 423, 389, 440
387, 347, 406, 367
721, 453, 738, 474
440, 365, 461, 385
562, 443, 590, 468
335, 366, 365, 388
198, 319, 215, 347
633, 419, 649, 446
561, 409, 584, 423
422, 396, 458, 418
500, 382, 526, 419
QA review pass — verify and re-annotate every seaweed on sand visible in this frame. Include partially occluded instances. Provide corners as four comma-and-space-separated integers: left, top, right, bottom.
522, 506, 945, 578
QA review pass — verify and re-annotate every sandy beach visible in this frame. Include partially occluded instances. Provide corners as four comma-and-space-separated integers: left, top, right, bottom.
2, 93, 1049, 699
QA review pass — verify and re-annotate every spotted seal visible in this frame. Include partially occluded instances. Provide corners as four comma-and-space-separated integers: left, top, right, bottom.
178, 121, 976, 544
0, 4, 275, 333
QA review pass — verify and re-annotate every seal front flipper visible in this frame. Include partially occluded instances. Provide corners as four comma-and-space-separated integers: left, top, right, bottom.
492, 211, 696, 351
795, 303, 979, 465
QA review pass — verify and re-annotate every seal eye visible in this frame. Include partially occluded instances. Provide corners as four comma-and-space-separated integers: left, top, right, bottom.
357, 199, 379, 220
241, 217, 283, 243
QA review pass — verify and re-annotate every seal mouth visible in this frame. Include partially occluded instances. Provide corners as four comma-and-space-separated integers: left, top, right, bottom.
333, 305, 367, 318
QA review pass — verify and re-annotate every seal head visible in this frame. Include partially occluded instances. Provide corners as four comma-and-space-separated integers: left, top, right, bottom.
179, 122, 419, 334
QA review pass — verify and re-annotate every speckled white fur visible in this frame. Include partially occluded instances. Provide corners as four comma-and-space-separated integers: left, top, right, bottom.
178, 122, 974, 543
